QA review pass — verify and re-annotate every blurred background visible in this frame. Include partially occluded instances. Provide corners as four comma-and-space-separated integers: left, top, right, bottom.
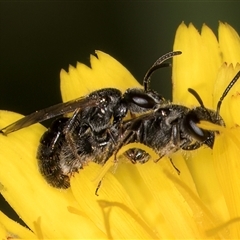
1, 1, 240, 226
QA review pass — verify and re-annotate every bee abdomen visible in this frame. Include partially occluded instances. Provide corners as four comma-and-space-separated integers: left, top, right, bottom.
37, 117, 70, 188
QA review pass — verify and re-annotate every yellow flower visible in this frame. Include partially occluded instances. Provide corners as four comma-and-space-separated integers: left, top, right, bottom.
0, 22, 240, 239
173, 22, 240, 238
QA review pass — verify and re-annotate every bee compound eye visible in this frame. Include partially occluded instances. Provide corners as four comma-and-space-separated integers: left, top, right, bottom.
131, 93, 157, 108
184, 111, 211, 143
123, 89, 160, 113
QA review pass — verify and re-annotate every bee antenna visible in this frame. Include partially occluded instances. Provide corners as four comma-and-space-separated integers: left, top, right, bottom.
188, 88, 205, 108
217, 70, 240, 114
143, 51, 182, 91
188, 88, 214, 121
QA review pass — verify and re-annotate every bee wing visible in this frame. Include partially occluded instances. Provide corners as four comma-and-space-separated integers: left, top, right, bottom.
1, 96, 98, 135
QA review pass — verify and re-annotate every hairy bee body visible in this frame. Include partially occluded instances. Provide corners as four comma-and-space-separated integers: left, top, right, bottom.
1, 50, 239, 190
37, 117, 118, 188
117, 103, 225, 162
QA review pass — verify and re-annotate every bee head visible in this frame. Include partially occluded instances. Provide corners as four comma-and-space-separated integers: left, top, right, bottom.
122, 51, 182, 114
183, 107, 224, 148
185, 70, 240, 148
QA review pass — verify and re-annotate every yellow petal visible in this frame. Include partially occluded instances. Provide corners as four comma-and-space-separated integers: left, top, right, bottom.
213, 63, 240, 127
136, 157, 227, 238
230, 90, 240, 126
182, 147, 229, 222
71, 162, 158, 239
60, 50, 141, 102
0, 110, 106, 238
173, 22, 221, 108
0, 211, 36, 239
213, 127, 240, 238
219, 22, 240, 66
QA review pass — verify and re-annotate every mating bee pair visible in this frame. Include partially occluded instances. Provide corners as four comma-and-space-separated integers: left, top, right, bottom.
1, 51, 239, 189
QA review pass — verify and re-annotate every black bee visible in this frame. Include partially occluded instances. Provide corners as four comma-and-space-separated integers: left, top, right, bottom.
114, 70, 240, 163
96, 70, 240, 195
0, 51, 181, 188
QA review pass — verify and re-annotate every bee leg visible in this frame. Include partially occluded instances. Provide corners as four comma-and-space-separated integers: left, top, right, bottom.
154, 154, 180, 174
106, 128, 117, 145
63, 108, 87, 165
114, 119, 145, 162
182, 142, 202, 150
113, 129, 136, 162
169, 157, 180, 175
95, 180, 102, 196
94, 129, 119, 196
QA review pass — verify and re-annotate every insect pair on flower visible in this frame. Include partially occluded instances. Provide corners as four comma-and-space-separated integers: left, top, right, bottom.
1, 51, 239, 189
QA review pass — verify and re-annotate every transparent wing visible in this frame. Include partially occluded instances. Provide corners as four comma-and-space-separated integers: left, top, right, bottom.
1, 96, 98, 134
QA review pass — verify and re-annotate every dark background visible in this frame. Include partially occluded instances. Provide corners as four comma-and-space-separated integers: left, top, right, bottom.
1, 1, 240, 226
